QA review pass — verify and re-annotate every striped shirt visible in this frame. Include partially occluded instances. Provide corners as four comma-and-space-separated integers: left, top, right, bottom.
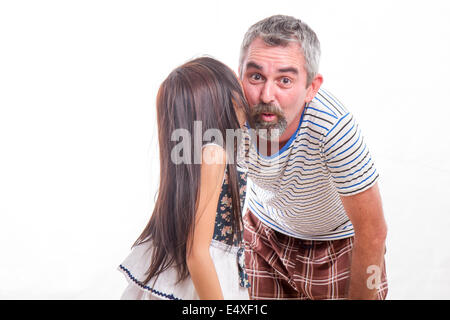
242, 88, 379, 241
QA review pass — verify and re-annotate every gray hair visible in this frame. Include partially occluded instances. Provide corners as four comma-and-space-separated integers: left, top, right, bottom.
239, 15, 321, 86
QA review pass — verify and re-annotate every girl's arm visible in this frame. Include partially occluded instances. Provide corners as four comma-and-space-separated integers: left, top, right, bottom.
186, 145, 227, 300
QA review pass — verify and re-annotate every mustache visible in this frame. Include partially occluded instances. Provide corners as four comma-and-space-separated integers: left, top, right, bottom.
250, 103, 285, 118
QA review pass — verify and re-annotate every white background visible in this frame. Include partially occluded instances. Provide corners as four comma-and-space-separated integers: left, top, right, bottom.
1, 0, 449, 299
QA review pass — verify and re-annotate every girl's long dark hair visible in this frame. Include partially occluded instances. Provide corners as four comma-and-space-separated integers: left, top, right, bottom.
134, 57, 252, 285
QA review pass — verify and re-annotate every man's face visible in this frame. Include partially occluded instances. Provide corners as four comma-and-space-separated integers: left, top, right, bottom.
240, 37, 319, 142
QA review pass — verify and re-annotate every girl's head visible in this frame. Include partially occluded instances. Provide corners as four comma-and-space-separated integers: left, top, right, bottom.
157, 56, 250, 153
135, 57, 251, 284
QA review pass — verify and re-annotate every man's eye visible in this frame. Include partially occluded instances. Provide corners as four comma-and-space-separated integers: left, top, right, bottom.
251, 73, 262, 81
281, 77, 291, 85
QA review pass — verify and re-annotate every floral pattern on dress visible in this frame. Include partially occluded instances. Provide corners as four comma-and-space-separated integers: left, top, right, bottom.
213, 169, 246, 246
212, 168, 250, 288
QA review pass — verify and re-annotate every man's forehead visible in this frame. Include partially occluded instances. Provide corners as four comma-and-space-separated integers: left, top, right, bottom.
243, 37, 305, 72
245, 61, 299, 75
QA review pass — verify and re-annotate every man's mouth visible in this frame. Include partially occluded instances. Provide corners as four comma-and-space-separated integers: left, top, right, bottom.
260, 113, 277, 122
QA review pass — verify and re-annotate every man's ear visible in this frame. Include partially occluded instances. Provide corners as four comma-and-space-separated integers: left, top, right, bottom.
305, 73, 323, 102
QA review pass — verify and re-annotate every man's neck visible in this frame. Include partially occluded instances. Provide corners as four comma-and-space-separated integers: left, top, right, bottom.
256, 137, 279, 157
256, 123, 297, 157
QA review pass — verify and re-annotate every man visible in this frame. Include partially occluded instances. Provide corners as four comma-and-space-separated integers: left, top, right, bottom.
238, 15, 388, 300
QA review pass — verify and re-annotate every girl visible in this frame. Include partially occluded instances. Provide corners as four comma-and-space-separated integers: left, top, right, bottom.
118, 57, 252, 300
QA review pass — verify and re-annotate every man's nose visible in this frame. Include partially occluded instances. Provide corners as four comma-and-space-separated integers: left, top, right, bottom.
260, 81, 275, 104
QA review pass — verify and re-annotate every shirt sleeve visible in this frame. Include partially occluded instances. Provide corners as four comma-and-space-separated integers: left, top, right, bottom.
322, 111, 379, 196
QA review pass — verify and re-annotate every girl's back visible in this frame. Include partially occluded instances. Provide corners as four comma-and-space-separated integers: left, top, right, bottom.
118, 57, 252, 300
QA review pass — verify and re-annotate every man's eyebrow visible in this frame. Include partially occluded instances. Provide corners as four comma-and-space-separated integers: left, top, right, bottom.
277, 67, 298, 74
245, 61, 262, 70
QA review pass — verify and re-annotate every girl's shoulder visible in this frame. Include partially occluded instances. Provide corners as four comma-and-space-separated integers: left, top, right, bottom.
201, 142, 227, 166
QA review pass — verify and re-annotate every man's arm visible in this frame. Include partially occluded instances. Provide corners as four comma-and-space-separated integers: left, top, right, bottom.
340, 182, 387, 300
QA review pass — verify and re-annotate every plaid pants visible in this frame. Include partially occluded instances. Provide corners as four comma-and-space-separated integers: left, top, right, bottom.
243, 210, 388, 300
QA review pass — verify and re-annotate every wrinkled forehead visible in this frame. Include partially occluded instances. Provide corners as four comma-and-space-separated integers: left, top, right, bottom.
241, 37, 306, 74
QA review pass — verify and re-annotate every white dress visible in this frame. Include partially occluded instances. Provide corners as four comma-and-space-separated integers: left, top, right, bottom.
118, 166, 250, 300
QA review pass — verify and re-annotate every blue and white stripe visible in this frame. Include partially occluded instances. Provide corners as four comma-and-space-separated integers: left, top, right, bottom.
244, 88, 378, 241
